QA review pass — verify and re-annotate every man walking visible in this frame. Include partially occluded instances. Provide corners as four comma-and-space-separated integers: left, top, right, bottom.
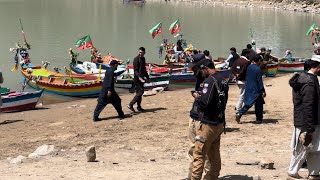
128, 47, 149, 112
287, 55, 320, 180
93, 60, 125, 121
231, 49, 250, 114
190, 60, 228, 180
236, 55, 266, 124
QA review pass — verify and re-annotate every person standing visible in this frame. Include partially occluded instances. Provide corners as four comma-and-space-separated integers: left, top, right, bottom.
226, 47, 240, 68
231, 49, 250, 114
287, 55, 320, 180
235, 55, 266, 124
190, 60, 229, 180
183, 60, 214, 180
128, 47, 149, 112
246, 44, 257, 61
0, 71, 3, 107
93, 60, 125, 121
203, 50, 212, 62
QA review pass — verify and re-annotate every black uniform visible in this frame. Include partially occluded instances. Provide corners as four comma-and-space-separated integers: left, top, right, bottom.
93, 67, 124, 119
193, 73, 228, 125
129, 55, 149, 108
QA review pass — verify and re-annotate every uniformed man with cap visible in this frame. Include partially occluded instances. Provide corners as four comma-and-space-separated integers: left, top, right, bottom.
189, 60, 229, 180
93, 60, 126, 121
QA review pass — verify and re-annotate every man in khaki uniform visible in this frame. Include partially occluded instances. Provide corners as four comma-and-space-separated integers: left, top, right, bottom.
189, 60, 229, 180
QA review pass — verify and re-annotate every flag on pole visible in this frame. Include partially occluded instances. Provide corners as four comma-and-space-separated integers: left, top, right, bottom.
76, 35, 93, 50
169, 19, 181, 34
306, 23, 317, 38
149, 23, 162, 39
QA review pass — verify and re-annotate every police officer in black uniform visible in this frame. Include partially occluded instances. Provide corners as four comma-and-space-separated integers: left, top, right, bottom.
93, 60, 125, 121
128, 47, 149, 112
189, 59, 229, 180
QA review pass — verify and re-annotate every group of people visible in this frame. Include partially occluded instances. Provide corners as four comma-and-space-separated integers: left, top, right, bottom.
183, 44, 320, 179
3, 39, 319, 179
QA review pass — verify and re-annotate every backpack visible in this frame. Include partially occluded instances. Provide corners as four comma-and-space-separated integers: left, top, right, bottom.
211, 76, 229, 118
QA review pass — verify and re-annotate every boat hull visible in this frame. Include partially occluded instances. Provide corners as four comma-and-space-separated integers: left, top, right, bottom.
278, 62, 304, 73
262, 64, 278, 77
1, 89, 43, 113
115, 75, 170, 89
21, 67, 102, 97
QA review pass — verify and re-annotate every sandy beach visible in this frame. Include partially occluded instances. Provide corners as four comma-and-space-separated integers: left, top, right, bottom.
0, 73, 309, 180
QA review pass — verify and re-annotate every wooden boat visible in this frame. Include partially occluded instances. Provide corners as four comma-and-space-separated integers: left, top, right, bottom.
278, 62, 304, 73
115, 74, 170, 89
1, 89, 44, 113
262, 64, 278, 77
20, 66, 103, 97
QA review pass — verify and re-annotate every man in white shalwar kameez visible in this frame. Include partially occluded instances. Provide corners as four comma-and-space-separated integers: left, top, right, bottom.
288, 55, 320, 180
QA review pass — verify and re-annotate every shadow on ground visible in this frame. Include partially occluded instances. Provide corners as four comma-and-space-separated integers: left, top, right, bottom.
241, 118, 279, 124
131, 107, 167, 114
219, 175, 254, 180
225, 127, 240, 132
0, 120, 24, 126
100, 114, 133, 121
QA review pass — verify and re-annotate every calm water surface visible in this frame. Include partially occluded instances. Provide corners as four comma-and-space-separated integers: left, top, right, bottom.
0, 0, 318, 99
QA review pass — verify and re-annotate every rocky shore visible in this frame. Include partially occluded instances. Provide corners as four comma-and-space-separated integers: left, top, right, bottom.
150, 0, 320, 14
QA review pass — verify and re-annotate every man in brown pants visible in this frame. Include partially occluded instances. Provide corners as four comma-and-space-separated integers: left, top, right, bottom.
189, 60, 228, 180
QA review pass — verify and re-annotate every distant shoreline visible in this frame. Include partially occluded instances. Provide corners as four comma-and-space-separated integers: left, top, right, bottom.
148, 0, 320, 14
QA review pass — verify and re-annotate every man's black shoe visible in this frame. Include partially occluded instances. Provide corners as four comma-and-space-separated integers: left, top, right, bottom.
253, 121, 263, 124
93, 117, 102, 122
137, 107, 146, 112
118, 114, 128, 120
127, 105, 136, 113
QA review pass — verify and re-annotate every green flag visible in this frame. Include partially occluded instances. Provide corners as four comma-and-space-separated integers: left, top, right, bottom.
149, 23, 162, 39
76, 35, 93, 50
306, 23, 317, 37
169, 19, 181, 34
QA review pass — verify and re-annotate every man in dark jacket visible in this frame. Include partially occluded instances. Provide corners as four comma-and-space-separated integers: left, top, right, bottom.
128, 47, 149, 112
236, 55, 266, 124
246, 44, 257, 61
231, 49, 250, 113
226, 47, 240, 68
287, 55, 320, 180
93, 60, 125, 121
190, 60, 229, 180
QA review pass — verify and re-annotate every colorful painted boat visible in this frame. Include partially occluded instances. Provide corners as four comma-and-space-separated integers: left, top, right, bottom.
262, 64, 278, 77
278, 62, 304, 73
115, 74, 170, 89
20, 66, 103, 97
1, 89, 44, 113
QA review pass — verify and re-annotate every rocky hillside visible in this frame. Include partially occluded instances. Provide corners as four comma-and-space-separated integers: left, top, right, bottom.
148, 0, 320, 14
